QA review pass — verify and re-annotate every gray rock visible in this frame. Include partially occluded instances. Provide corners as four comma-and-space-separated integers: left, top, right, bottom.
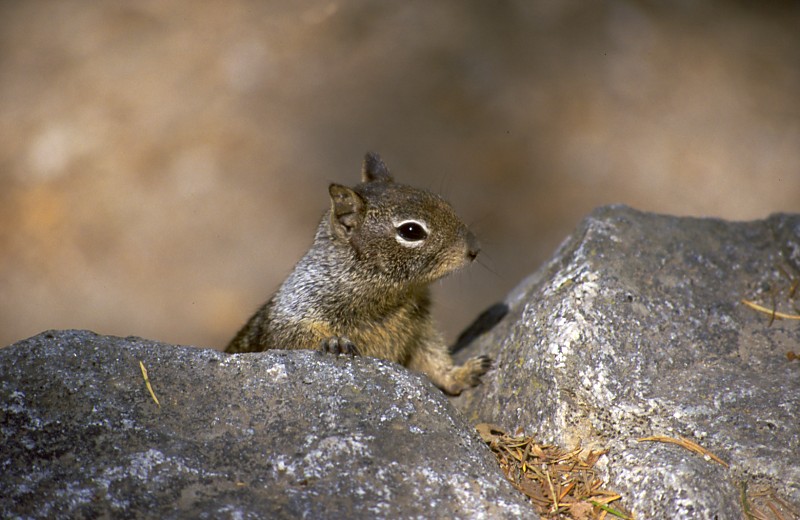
6, 206, 799, 519
453, 205, 800, 519
0, 330, 533, 519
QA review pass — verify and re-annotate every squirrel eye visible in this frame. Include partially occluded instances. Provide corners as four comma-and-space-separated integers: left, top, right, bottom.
396, 221, 428, 242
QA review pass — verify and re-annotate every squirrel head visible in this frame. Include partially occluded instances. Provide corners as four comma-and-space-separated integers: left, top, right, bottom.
327, 152, 480, 287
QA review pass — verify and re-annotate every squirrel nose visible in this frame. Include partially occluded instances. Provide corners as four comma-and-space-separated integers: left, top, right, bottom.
466, 231, 481, 261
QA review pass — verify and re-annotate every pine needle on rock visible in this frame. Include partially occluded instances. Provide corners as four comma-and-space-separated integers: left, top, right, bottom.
477, 424, 633, 520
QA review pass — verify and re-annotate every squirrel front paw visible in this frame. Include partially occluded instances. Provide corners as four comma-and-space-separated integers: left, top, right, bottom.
461, 355, 492, 386
318, 336, 360, 357
427, 354, 492, 396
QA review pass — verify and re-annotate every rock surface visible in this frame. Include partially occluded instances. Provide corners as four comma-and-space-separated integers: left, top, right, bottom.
0, 330, 533, 519
454, 205, 800, 519
5, 206, 800, 519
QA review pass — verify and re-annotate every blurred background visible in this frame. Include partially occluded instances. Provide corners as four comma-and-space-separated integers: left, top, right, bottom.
1, 1, 798, 349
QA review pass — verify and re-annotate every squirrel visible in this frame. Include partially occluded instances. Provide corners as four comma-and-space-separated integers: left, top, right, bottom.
225, 152, 491, 395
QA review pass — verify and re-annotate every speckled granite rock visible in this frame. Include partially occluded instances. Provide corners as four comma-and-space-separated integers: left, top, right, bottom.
6, 206, 800, 519
0, 330, 533, 519
453, 205, 800, 519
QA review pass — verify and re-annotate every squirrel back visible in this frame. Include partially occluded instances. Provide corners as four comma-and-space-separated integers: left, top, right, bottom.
226, 153, 490, 395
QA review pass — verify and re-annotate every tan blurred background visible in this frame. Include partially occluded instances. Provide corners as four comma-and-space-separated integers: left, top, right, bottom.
1, 1, 798, 349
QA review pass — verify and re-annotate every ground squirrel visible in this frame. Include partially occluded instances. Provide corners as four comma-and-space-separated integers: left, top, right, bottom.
226, 152, 491, 395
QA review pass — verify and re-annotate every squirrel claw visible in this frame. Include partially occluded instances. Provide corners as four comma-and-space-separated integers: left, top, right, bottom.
461, 355, 493, 388
476, 355, 492, 372
319, 336, 360, 357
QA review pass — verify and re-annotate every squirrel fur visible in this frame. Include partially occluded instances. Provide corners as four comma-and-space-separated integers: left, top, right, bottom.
225, 152, 491, 395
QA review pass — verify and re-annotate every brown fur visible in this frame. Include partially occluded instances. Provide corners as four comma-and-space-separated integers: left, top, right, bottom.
226, 152, 491, 395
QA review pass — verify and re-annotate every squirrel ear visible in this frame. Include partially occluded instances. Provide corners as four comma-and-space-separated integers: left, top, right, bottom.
329, 184, 365, 240
362, 152, 393, 183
